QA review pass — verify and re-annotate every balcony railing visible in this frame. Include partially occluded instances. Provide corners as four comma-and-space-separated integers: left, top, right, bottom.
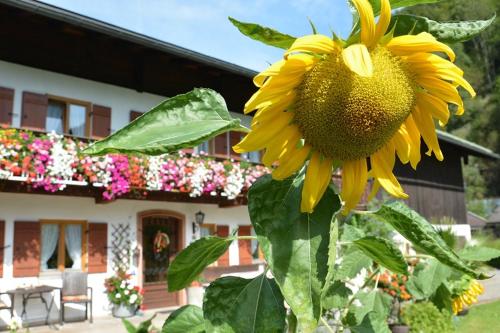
0, 127, 269, 202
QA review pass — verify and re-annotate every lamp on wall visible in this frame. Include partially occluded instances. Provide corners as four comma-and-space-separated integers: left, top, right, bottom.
192, 210, 205, 234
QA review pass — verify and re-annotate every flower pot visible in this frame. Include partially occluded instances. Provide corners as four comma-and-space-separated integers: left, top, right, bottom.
112, 303, 137, 318
389, 324, 409, 333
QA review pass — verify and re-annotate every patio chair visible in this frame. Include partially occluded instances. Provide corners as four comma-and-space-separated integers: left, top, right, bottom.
60, 272, 93, 324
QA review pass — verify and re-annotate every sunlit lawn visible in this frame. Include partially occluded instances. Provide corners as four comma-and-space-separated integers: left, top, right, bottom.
455, 300, 500, 332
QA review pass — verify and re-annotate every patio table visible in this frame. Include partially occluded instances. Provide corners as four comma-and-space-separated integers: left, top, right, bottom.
6, 285, 59, 325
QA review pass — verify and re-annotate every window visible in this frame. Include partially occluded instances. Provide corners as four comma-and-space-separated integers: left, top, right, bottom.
46, 95, 90, 137
40, 220, 87, 271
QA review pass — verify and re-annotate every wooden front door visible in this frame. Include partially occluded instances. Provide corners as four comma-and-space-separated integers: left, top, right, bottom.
140, 213, 183, 308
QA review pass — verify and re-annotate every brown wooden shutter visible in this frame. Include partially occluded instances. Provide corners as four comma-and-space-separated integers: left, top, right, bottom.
238, 225, 253, 265
21, 92, 47, 130
91, 105, 111, 138
88, 223, 108, 273
130, 110, 143, 122
13, 221, 40, 277
0, 87, 14, 126
213, 133, 228, 156
0, 220, 4, 277
229, 131, 242, 159
216, 225, 230, 266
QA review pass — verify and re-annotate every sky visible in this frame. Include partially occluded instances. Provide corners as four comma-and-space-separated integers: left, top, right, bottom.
39, 0, 353, 71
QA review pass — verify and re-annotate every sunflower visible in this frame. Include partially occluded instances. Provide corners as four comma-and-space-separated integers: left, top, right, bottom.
233, 0, 475, 213
451, 280, 484, 315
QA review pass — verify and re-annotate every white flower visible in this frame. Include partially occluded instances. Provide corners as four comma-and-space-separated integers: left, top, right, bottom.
129, 294, 138, 304
115, 293, 121, 299
223, 164, 244, 200
124, 289, 130, 295
120, 281, 126, 289
127, 284, 134, 290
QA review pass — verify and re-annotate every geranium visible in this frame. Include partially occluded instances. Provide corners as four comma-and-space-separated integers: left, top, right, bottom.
104, 270, 143, 307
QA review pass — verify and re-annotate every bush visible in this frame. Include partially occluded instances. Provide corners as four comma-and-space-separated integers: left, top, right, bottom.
402, 302, 454, 333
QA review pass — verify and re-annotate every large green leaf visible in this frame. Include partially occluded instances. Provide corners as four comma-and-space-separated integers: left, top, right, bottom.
390, 14, 496, 43
347, 290, 392, 326
248, 173, 341, 333
168, 236, 232, 291
372, 201, 487, 279
430, 283, 453, 312
229, 17, 296, 49
335, 246, 373, 281
322, 281, 352, 310
84, 88, 247, 156
459, 246, 500, 262
406, 258, 451, 300
350, 312, 391, 333
162, 305, 205, 333
353, 236, 408, 275
322, 217, 339, 303
203, 275, 286, 333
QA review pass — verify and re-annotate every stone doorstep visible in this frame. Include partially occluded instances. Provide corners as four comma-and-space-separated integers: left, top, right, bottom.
8, 307, 177, 333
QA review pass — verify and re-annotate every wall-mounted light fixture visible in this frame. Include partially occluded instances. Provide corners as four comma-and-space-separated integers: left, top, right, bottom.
192, 210, 205, 234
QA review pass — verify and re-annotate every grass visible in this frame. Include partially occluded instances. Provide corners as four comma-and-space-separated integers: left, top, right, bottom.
455, 300, 500, 332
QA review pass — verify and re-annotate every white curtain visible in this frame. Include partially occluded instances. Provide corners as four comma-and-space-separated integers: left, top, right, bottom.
41, 224, 59, 270
68, 104, 86, 137
46, 102, 64, 134
65, 224, 82, 269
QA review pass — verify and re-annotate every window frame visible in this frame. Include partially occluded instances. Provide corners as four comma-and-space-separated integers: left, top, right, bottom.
47, 94, 91, 137
39, 219, 88, 272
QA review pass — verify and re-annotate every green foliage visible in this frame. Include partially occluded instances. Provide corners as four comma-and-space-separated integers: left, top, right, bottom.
353, 236, 408, 274
389, 13, 495, 43
346, 290, 392, 331
162, 305, 205, 333
335, 246, 373, 281
122, 315, 156, 333
203, 275, 286, 333
228, 17, 296, 49
247, 173, 341, 332
322, 281, 352, 310
372, 201, 486, 279
436, 227, 458, 250
402, 302, 454, 333
459, 245, 500, 261
406, 258, 451, 300
84, 88, 247, 156
167, 236, 233, 291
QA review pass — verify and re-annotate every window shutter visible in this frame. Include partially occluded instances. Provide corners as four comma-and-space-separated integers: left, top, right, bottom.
213, 133, 228, 156
238, 225, 253, 265
0, 220, 4, 277
88, 223, 108, 273
216, 225, 230, 266
0, 87, 14, 126
229, 131, 242, 159
130, 110, 143, 122
91, 105, 111, 138
21, 91, 47, 131
13, 221, 40, 277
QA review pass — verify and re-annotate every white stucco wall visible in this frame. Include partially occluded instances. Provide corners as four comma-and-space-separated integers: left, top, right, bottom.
0, 60, 252, 132
0, 190, 252, 324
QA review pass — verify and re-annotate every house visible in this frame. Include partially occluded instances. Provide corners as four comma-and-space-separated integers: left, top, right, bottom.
0, 0, 499, 327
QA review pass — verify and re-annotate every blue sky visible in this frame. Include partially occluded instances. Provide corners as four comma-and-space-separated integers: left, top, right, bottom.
40, 0, 353, 71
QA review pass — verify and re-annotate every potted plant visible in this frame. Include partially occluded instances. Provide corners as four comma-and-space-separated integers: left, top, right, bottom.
105, 270, 144, 318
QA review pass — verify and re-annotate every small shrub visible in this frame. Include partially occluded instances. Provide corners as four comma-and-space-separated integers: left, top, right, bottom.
402, 302, 454, 333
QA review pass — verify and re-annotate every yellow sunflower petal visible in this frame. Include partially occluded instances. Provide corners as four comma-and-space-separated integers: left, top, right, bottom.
341, 159, 368, 214
412, 105, 443, 161
387, 32, 456, 62
261, 125, 301, 166
373, 0, 391, 46
272, 144, 311, 180
367, 178, 381, 201
244, 85, 296, 113
416, 76, 465, 115
404, 114, 421, 169
254, 54, 318, 87
404, 53, 463, 75
251, 97, 295, 128
342, 44, 373, 77
233, 112, 293, 152
284, 34, 337, 59
351, 0, 376, 47
416, 91, 450, 127
371, 143, 408, 199
301, 152, 333, 213
392, 126, 411, 165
